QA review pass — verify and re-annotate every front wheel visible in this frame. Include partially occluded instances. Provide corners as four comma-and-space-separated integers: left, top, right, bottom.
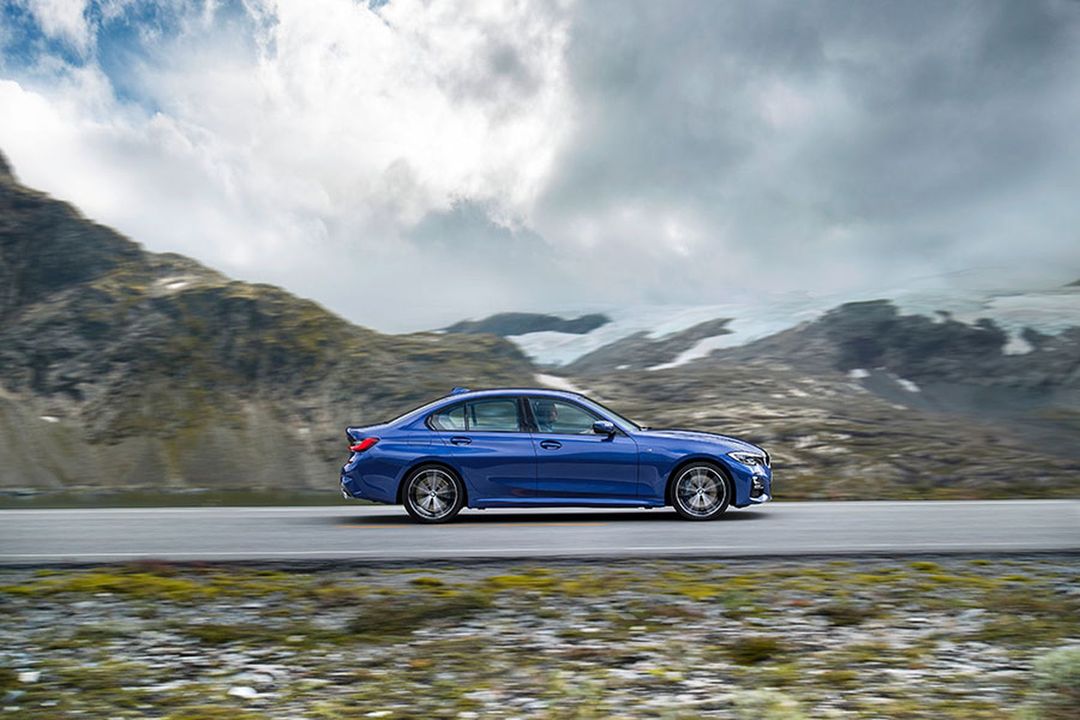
402, 465, 465, 523
671, 462, 731, 520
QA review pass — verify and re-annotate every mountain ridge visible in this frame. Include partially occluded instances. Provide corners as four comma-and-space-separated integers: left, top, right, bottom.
0, 153, 536, 493
2, 152, 1077, 501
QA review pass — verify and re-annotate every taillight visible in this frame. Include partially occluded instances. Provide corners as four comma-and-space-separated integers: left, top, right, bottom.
349, 437, 379, 453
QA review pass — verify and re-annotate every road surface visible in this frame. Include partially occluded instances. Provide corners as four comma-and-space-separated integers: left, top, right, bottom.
1, 500, 1077, 565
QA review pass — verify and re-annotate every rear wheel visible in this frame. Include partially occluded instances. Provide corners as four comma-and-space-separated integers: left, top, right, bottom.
402, 465, 465, 523
671, 462, 731, 520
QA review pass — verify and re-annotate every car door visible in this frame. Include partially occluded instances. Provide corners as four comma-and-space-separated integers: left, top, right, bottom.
429, 397, 536, 503
526, 397, 639, 500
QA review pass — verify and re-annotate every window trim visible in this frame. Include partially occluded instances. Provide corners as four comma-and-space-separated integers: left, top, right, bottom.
425, 396, 528, 434
525, 396, 620, 437
425, 401, 466, 432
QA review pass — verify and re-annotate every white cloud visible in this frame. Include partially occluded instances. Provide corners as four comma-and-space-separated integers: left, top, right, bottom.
1, 0, 1079, 331
20, 0, 93, 53
0, 0, 578, 328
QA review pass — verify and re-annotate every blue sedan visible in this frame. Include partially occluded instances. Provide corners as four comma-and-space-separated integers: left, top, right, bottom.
340, 387, 772, 522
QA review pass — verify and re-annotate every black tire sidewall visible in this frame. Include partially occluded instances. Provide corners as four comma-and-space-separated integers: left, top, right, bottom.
402, 464, 465, 524
670, 462, 732, 521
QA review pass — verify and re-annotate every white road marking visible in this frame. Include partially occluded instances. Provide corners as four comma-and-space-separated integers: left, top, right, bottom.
3, 540, 1076, 561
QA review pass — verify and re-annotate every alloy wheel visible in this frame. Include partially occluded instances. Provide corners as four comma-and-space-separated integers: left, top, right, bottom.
674, 465, 728, 519
407, 468, 459, 521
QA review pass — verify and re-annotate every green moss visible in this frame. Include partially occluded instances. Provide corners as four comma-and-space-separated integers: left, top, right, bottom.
817, 668, 860, 688
813, 601, 880, 626
0, 666, 15, 691
1029, 646, 1080, 719
347, 591, 492, 638
2, 571, 213, 601
164, 707, 262, 720
728, 635, 787, 665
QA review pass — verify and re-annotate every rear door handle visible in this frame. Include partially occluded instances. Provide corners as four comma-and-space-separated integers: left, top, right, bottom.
539, 440, 562, 450
449, 436, 472, 446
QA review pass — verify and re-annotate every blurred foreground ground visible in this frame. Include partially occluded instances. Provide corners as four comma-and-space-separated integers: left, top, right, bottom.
2, 557, 1077, 718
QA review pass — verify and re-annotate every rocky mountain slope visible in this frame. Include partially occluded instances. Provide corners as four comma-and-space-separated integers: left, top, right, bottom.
443, 312, 609, 337
2, 150, 1076, 501
459, 298, 1080, 499
0, 152, 535, 494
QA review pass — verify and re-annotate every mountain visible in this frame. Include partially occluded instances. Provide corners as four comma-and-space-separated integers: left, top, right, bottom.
2, 149, 1077, 502
0, 151, 535, 495
511, 297, 1080, 499
443, 312, 610, 337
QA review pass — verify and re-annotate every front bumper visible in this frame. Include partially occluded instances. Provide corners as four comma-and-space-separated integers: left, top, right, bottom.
749, 473, 771, 503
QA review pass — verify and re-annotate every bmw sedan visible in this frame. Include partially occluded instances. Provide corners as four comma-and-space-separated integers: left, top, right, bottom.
340, 387, 772, 523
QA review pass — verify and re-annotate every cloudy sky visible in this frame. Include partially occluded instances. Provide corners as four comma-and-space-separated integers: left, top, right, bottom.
1, 0, 1079, 331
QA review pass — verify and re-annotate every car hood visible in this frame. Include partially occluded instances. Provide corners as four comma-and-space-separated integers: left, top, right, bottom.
636, 428, 764, 454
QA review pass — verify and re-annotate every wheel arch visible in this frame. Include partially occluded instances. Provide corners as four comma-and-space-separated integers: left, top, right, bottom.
664, 454, 734, 505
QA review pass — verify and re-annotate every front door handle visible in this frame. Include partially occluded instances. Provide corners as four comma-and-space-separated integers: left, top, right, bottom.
449, 436, 472, 446
539, 439, 562, 450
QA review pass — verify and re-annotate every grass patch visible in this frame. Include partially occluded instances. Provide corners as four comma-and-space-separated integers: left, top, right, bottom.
164, 707, 262, 720
728, 635, 787, 665
347, 591, 492, 638
812, 601, 880, 626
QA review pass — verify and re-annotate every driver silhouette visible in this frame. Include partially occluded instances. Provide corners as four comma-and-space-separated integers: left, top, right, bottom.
534, 400, 559, 432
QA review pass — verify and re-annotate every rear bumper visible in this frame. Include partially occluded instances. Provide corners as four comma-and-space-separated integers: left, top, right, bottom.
340, 473, 360, 499
339, 459, 397, 504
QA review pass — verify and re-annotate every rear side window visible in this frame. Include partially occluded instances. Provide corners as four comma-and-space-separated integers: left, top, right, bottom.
427, 398, 524, 432
429, 403, 466, 430
466, 398, 523, 432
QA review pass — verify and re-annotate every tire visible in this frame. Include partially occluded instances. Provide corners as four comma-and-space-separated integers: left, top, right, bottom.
670, 462, 731, 521
402, 464, 465, 524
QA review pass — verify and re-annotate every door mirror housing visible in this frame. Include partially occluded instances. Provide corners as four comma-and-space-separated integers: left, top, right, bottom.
592, 420, 616, 436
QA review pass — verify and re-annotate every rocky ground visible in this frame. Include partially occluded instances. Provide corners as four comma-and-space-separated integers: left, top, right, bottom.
1, 557, 1077, 718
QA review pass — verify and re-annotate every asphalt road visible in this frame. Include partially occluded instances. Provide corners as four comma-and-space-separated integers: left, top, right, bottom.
1, 500, 1077, 565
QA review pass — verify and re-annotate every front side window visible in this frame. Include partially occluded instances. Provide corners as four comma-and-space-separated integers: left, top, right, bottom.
529, 398, 599, 435
466, 398, 523, 432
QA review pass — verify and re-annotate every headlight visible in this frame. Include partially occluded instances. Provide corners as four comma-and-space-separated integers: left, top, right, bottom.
728, 451, 768, 468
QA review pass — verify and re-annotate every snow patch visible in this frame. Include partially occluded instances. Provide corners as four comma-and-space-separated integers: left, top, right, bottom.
896, 377, 921, 393
534, 373, 584, 394
156, 275, 195, 293
509, 297, 830, 366
1003, 333, 1034, 355
39, 415, 59, 423
649, 334, 732, 370
848, 368, 870, 379
504, 286, 1080, 368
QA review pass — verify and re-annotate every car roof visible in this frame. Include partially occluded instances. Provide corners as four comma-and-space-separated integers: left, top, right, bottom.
440, 387, 586, 401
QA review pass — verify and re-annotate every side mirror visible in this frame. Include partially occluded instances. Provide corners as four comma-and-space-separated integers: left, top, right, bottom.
592, 420, 616, 436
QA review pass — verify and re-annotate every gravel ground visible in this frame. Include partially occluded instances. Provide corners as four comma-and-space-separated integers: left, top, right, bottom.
1, 556, 1077, 719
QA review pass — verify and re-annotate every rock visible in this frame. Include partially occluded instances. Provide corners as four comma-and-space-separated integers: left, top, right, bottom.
444, 312, 610, 337
227, 686, 259, 700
